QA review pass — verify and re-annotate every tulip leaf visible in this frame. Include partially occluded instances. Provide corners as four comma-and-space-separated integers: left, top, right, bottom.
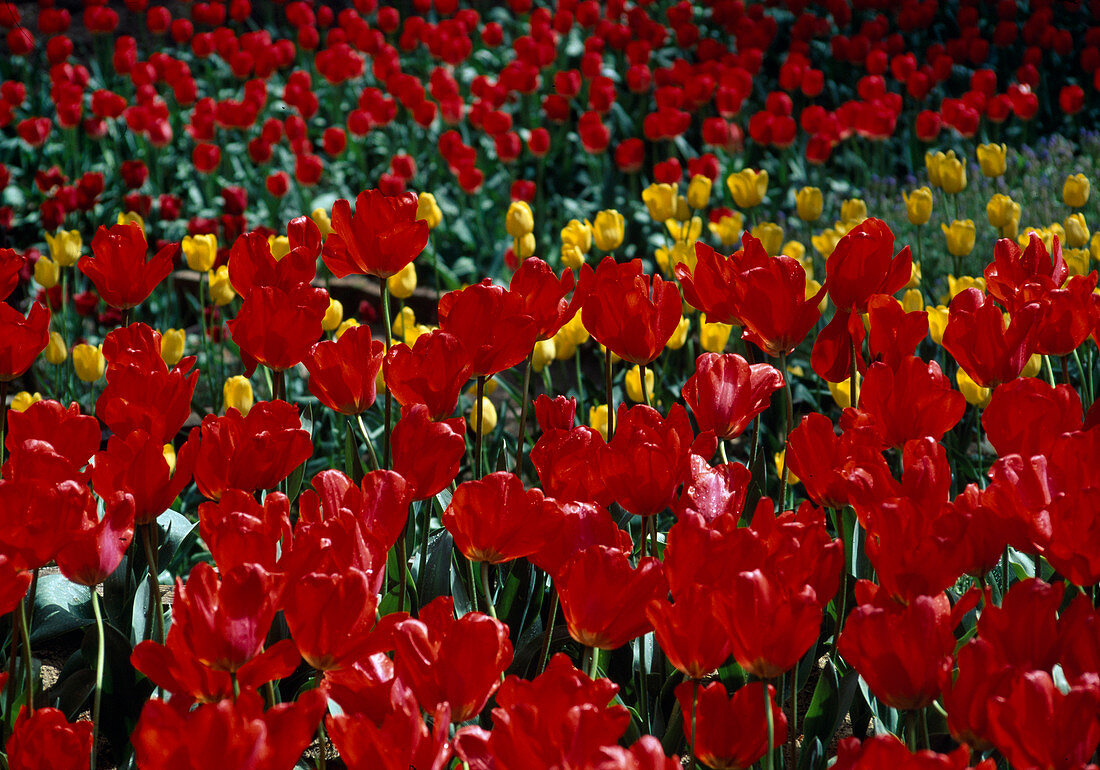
800, 659, 839, 763
31, 573, 94, 644
51, 664, 95, 722
1007, 547, 1035, 580
285, 458, 307, 503
799, 737, 826, 770
858, 675, 899, 734
344, 423, 364, 483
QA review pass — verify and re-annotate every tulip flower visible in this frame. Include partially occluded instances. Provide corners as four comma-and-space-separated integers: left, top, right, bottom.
942, 219, 976, 257
592, 209, 625, 251
328, 683, 452, 770
390, 404, 466, 500
674, 681, 787, 770
902, 187, 933, 226
0, 301, 50, 381
982, 378, 1081, 458
1064, 173, 1090, 208
303, 324, 385, 416
383, 330, 472, 419
529, 424, 612, 507
444, 472, 556, 564
682, 353, 784, 440
182, 233, 217, 272
726, 168, 768, 208
322, 188, 429, 279
78, 223, 176, 310
228, 283, 330, 376
44, 228, 82, 267
795, 186, 823, 221
647, 586, 732, 679
283, 567, 382, 672
438, 279, 538, 377
855, 357, 966, 448
6, 707, 93, 770
942, 288, 1039, 387
987, 193, 1020, 231
976, 142, 1007, 177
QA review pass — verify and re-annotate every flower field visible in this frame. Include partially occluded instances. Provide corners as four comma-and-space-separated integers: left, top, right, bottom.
3, 0, 1100, 768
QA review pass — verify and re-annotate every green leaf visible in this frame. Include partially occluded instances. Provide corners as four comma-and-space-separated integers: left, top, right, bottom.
31, 573, 94, 644
800, 659, 839, 762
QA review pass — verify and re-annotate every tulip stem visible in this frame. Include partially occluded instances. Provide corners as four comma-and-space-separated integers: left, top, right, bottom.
479, 561, 497, 620
355, 415, 380, 472
514, 351, 534, 475
778, 353, 794, 510
380, 276, 393, 468
140, 524, 165, 644
640, 361, 652, 408
17, 599, 32, 713
605, 349, 615, 440
198, 274, 216, 414
586, 646, 600, 680
688, 678, 699, 770
849, 337, 860, 408
763, 680, 775, 770
718, 439, 729, 465
537, 590, 558, 674
91, 591, 105, 770
1073, 348, 1093, 408
0, 378, 7, 475
906, 709, 919, 752
475, 375, 486, 479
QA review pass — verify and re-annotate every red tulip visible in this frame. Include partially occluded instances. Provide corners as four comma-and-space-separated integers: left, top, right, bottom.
0, 247, 23, 299
982, 378, 1082, 458
647, 586, 732, 679
304, 324, 385, 415
383, 330, 473, 419
198, 489, 292, 574
394, 596, 512, 722
305, 469, 410, 552
530, 499, 633, 577
556, 546, 666, 650
824, 218, 912, 312
508, 257, 581, 340
529, 425, 612, 507
390, 404, 466, 500
55, 492, 135, 587
78, 223, 176, 310
733, 235, 825, 356
673, 455, 753, 523
90, 430, 197, 525
854, 356, 966, 448
0, 555, 31, 617
5, 707, 92, 770
942, 288, 1040, 387
443, 472, 555, 564
676, 240, 749, 325
682, 353, 785, 440
438, 278, 538, 377
327, 681, 452, 770
832, 735, 980, 770
227, 229, 318, 296
4, 399, 99, 476
284, 568, 382, 672
866, 294, 928, 369
0, 301, 49, 381
533, 394, 576, 432
983, 233, 1067, 315
578, 256, 682, 365
228, 283, 329, 375
322, 188, 429, 279
674, 681, 787, 770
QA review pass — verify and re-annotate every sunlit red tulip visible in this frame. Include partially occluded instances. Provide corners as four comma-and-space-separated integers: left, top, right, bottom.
443, 472, 554, 564
78, 223, 176, 310
682, 353, 784, 440
674, 681, 787, 770
303, 324, 385, 415
322, 188, 429, 279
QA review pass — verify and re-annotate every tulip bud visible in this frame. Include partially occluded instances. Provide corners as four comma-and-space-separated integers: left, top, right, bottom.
268, 235, 291, 261
531, 338, 556, 373
513, 233, 536, 260
208, 266, 236, 305
956, 368, 991, 407
322, 298, 344, 331
665, 314, 691, 351
986, 194, 1020, 230
625, 364, 655, 402
118, 211, 145, 232
1064, 173, 1090, 208
592, 210, 625, 251
44, 229, 82, 267
1022, 353, 1043, 378
223, 375, 253, 416
976, 143, 1007, 177
182, 233, 217, 272
939, 151, 966, 194
902, 289, 924, 313
45, 331, 67, 364
311, 207, 333, 237
336, 318, 359, 340
1065, 213, 1090, 248
34, 257, 60, 289
589, 404, 609, 441
468, 396, 497, 435
903, 187, 933, 226
72, 343, 106, 383
10, 391, 42, 412
840, 198, 867, 223
751, 222, 784, 256
387, 262, 417, 299
505, 201, 535, 239
160, 328, 185, 366
942, 220, 976, 257
700, 316, 733, 352
795, 187, 823, 222
561, 219, 593, 254
416, 192, 443, 229
708, 213, 743, 246
927, 305, 950, 345
726, 168, 768, 208
391, 306, 416, 340
687, 175, 712, 210
642, 183, 677, 222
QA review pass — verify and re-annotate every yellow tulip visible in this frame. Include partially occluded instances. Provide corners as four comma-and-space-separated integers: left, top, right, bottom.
642, 183, 677, 222
589, 404, 609, 441
392, 306, 416, 339
828, 375, 859, 409
726, 168, 768, 208
1066, 213, 1090, 249
388, 261, 418, 299
311, 207, 333, 237
986, 194, 1020, 230
160, 328, 185, 366
45, 331, 67, 365
268, 235, 291, 261
775, 450, 799, 486
795, 186, 823, 222
708, 213, 743, 246
902, 289, 924, 313
1090, 232, 1100, 262
700, 315, 733, 353
976, 143, 1007, 177
625, 364, 655, 403
162, 443, 177, 475
905, 261, 922, 290
468, 397, 497, 435
656, 242, 695, 276
925, 151, 943, 188
322, 298, 344, 332
666, 216, 703, 244
939, 151, 966, 194
673, 195, 691, 222
781, 240, 806, 262
532, 339, 556, 373
561, 243, 586, 270
416, 192, 443, 229
182, 233, 217, 272
561, 219, 593, 253
687, 175, 712, 210
208, 266, 236, 306
903, 187, 933, 226
1022, 353, 1043, 378
44, 229, 82, 267
1064, 174, 1091, 208
751, 222, 784, 256
806, 278, 828, 313
34, 257, 59, 289
1064, 248, 1089, 277
505, 201, 535, 238
592, 210, 625, 251
942, 220, 976, 257
118, 211, 145, 231
10, 392, 42, 413
73, 344, 106, 383
336, 319, 360, 340
956, 368, 991, 408
665, 315, 691, 351
946, 275, 985, 301
514, 233, 537, 260
927, 305, 950, 345
223, 375, 254, 416
840, 198, 867, 224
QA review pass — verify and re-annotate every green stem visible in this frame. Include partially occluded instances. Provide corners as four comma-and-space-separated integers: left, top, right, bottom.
586, 646, 600, 680
17, 600, 32, 713
479, 561, 497, 620
474, 375, 486, 479
537, 589, 558, 674
763, 680, 775, 770
906, 709, 919, 752
355, 414, 380, 472
689, 679, 699, 770
199, 274, 216, 414
91, 592, 105, 770
604, 349, 616, 440
140, 524, 165, 644
380, 276, 394, 468
397, 508, 410, 614
640, 361, 652, 408
514, 351, 534, 474
778, 352, 794, 509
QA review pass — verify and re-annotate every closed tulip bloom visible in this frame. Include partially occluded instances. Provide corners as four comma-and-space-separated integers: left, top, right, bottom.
283, 568, 380, 672
208, 265, 235, 305
6, 707, 93, 770
439, 279, 538, 377
592, 209, 625, 251
625, 364, 655, 402
856, 357, 966, 448
321, 298, 343, 332
726, 168, 768, 208
687, 175, 712, 209
683, 353, 784, 440
0, 301, 49, 381
795, 186, 823, 222
986, 194, 1020, 230
647, 587, 732, 679
10, 391, 41, 412
444, 472, 555, 564
942, 219, 976, 257
44, 228, 82, 267
505, 200, 534, 238
751, 221, 783, 255
709, 212, 744, 246
222, 375, 253, 416
415, 192, 443, 229
976, 142, 1007, 177
182, 233, 217, 272
578, 257, 682, 365
467, 396, 497, 434
675, 681, 787, 770
79, 223, 176, 310
902, 187, 933, 226
390, 404, 466, 500
557, 545, 667, 650
942, 289, 1040, 387
159, 328, 185, 366
1065, 213, 1090, 248
1064, 173, 1090, 208
34, 256, 59, 288
322, 188, 429, 279
840, 198, 867, 223
56, 492, 135, 587
228, 283, 329, 375
44, 331, 66, 365
561, 218, 593, 256
384, 330, 472, 419
601, 403, 698, 517
699, 315, 731, 352
304, 324, 385, 416
72, 343, 105, 382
